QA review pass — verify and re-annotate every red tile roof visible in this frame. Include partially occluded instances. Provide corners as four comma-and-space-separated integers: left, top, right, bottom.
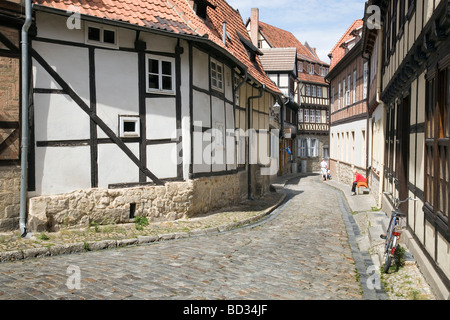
253, 20, 328, 85
259, 21, 328, 66
328, 19, 364, 69
33, 0, 280, 94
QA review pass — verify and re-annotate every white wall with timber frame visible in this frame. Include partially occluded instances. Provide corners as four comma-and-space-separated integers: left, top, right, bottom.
30, 12, 195, 196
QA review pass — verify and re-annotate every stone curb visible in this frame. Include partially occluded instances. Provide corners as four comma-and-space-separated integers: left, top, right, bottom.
0, 193, 287, 263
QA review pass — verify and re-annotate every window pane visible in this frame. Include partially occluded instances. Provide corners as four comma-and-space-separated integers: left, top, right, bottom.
162, 76, 172, 91
103, 29, 115, 44
88, 27, 101, 41
123, 121, 136, 133
149, 59, 159, 74
162, 61, 172, 75
148, 74, 159, 89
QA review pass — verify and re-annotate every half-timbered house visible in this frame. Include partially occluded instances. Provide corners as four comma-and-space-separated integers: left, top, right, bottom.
369, 0, 450, 298
0, 0, 282, 233
0, 0, 23, 232
246, 8, 330, 174
326, 20, 371, 187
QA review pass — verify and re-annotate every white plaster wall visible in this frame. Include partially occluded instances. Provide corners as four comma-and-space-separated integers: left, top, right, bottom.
192, 47, 209, 90
95, 49, 139, 139
146, 98, 177, 140
97, 143, 139, 187
147, 143, 178, 180
193, 91, 211, 127
140, 32, 178, 54
34, 146, 91, 196
32, 41, 90, 106
34, 94, 91, 141
330, 119, 367, 168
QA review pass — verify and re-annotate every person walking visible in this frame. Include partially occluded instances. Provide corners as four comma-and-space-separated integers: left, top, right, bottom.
320, 158, 328, 181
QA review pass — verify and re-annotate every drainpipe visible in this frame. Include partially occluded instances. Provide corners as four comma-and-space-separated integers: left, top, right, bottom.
20, 0, 32, 238
247, 84, 264, 200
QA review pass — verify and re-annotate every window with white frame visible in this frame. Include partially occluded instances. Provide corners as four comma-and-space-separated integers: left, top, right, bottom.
146, 55, 175, 94
86, 23, 118, 48
312, 85, 316, 97
353, 69, 357, 103
338, 82, 341, 109
119, 116, 140, 138
316, 110, 321, 123
310, 109, 315, 123
299, 138, 307, 157
309, 138, 318, 157
331, 87, 335, 111
211, 58, 224, 91
304, 109, 309, 122
317, 86, 322, 98
305, 84, 311, 96
346, 75, 351, 106
309, 64, 314, 75
298, 109, 304, 123
342, 79, 346, 106
363, 61, 368, 99
298, 61, 303, 73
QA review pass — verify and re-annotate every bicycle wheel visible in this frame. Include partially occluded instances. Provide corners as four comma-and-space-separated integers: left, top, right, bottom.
384, 253, 393, 274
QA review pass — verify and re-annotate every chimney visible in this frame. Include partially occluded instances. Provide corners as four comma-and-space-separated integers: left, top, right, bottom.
250, 8, 259, 47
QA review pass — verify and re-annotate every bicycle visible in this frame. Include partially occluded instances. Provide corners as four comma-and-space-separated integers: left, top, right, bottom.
380, 192, 417, 273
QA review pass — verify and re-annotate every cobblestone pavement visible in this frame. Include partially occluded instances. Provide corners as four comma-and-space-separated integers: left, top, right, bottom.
0, 175, 366, 300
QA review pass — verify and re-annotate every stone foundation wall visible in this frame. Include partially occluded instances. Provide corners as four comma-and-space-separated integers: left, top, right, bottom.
27, 174, 242, 232
0, 166, 21, 232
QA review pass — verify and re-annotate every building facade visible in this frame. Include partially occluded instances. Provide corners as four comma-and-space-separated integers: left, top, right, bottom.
326, 20, 371, 186
246, 8, 330, 174
367, 0, 450, 298
0, 0, 282, 233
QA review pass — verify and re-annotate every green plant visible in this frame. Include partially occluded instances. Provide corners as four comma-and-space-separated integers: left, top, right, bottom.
90, 221, 100, 233
83, 241, 90, 252
134, 216, 149, 231
393, 245, 406, 271
37, 232, 50, 241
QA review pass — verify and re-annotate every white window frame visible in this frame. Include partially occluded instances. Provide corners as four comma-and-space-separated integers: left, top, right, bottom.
85, 23, 119, 49
211, 58, 224, 92
342, 79, 346, 107
316, 110, 321, 123
309, 64, 314, 75
346, 75, 351, 106
338, 82, 341, 109
304, 109, 310, 122
312, 85, 316, 97
298, 109, 304, 123
309, 138, 318, 158
119, 116, 140, 138
146, 54, 176, 94
353, 69, 357, 103
317, 86, 322, 98
298, 61, 303, 73
305, 84, 311, 96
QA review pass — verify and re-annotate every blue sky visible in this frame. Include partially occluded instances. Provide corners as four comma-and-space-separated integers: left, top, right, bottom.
226, 0, 367, 64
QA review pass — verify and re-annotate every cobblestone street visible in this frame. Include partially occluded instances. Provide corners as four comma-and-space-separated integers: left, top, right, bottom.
0, 175, 370, 301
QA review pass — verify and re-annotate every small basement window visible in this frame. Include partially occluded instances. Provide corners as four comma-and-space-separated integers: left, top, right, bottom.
86, 23, 118, 48
119, 116, 140, 138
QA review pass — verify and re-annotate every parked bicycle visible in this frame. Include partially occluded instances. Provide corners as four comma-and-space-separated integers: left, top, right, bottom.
380, 192, 418, 273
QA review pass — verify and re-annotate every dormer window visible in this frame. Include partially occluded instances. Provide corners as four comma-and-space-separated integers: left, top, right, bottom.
190, 0, 216, 19
309, 64, 315, 75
